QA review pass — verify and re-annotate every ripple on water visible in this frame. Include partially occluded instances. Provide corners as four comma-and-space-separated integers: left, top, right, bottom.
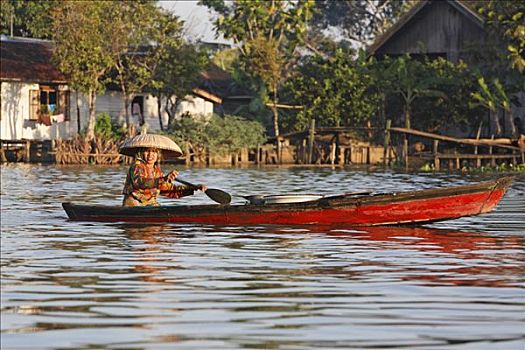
1, 165, 524, 349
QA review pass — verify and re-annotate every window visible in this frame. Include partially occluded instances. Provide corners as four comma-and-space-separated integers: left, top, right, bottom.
29, 85, 70, 121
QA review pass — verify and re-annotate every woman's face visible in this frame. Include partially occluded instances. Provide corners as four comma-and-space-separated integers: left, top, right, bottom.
143, 148, 158, 165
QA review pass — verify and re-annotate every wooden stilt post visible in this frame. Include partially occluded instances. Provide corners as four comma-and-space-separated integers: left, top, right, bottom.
433, 140, 440, 171
383, 119, 391, 166
404, 137, 409, 170
475, 122, 482, 168
489, 135, 496, 167
307, 118, 315, 164
185, 142, 191, 166
330, 141, 336, 165
25, 140, 30, 162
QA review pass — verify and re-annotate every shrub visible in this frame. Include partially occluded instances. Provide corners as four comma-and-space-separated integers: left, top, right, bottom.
93, 113, 126, 140
166, 113, 267, 155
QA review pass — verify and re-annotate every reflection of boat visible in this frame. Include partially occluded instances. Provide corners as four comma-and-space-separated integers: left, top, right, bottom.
314, 225, 525, 288
62, 177, 513, 226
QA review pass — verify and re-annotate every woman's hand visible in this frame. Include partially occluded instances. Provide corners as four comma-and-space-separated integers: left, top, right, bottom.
196, 184, 208, 192
165, 170, 179, 182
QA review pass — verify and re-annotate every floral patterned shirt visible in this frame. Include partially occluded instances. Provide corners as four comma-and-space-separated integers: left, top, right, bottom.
122, 159, 193, 205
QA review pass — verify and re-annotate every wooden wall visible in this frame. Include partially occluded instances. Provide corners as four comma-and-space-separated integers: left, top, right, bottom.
375, 1, 486, 62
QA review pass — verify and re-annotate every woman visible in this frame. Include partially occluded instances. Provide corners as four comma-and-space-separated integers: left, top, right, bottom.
122, 147, 207, 207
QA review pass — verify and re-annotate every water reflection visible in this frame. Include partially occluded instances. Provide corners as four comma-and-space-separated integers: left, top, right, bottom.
115, 223, 524, 289
1, 164, 524, 350
121, 224, 174, 284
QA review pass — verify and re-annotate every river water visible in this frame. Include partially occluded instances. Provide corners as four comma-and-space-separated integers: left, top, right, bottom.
1, 164, 524, 350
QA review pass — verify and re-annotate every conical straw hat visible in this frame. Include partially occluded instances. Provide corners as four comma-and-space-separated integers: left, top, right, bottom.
119, 134, 183, 158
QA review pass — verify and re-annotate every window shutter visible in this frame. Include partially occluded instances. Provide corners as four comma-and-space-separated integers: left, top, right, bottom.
29, 90, 40, 120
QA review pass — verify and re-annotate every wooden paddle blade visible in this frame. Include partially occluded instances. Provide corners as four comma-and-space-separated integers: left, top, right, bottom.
205, 189, 231, 205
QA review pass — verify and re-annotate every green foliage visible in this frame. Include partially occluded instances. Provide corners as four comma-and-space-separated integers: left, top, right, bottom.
52, 2, 117, 95
167, 114, 266, 155
470, 76, 499, 112
150, 42, 209, 129
167, 114, 209, 151
381, 55, 451, 129
201, 0, 315, 136
212, 48, 239, 72
206, 115, 267, 154
419, 162, 525, 173
94, 113, 113, 139
285, 47, 380, 130
479, 0, 525, 72
409, 58, 482, 133
94, 113, 126, 140
110, 4, 188, 133
368, 55, 489, 133
51, 1, 197, 138
52, 1, 120, 139
311, 0, 414, 46
0, 0, 55, 38
469, 163, 525, 173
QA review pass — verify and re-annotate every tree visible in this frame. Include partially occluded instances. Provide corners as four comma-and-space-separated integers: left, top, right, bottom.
286, 46, 379, 130
52, 1, 121, 140
311, 0, 414, 46
471, 77, 506, 136
201, 0, 315, 139
395, 58, 482, 134
493, 79, 518, 137
149, 42, 208, 131
110, 4, 185, 134
479, 0, 525, 72
0, 0, 55, 38
382, 55, 446, 130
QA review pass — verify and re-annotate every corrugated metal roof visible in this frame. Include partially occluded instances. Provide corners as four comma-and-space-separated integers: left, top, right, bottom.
0, 37, 67, 83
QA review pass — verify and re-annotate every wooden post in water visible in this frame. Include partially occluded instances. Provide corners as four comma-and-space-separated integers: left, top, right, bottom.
24, 140, 30, 162
474, 122, 482, 168
404, 138, 409, 170
489, 135, 496, 167
338, 146, 345, 165
185, 142, 191, 166
433, 140, 440, 170
383, 119, 391, 166
307, 118, 315, 164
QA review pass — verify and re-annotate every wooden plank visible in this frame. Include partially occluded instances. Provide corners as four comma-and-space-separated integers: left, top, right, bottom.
389, 127, 521, 151
265, 103, 303, 109
192, 88, 222, 104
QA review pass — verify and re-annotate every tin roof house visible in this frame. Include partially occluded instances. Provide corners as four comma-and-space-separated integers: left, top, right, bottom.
0, 36, 228, 142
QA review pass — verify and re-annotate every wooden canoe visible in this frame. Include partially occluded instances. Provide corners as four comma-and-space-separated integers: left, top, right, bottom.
62, 176, 514, 226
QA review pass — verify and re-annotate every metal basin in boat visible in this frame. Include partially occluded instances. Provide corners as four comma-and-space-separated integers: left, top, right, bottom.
243, 194, 323, 205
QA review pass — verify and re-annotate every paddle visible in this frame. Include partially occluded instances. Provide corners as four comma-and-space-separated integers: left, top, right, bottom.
174, 178, 232, 205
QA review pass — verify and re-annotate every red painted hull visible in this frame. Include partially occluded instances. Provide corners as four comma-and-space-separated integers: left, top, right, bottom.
62, 177, 513, 226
